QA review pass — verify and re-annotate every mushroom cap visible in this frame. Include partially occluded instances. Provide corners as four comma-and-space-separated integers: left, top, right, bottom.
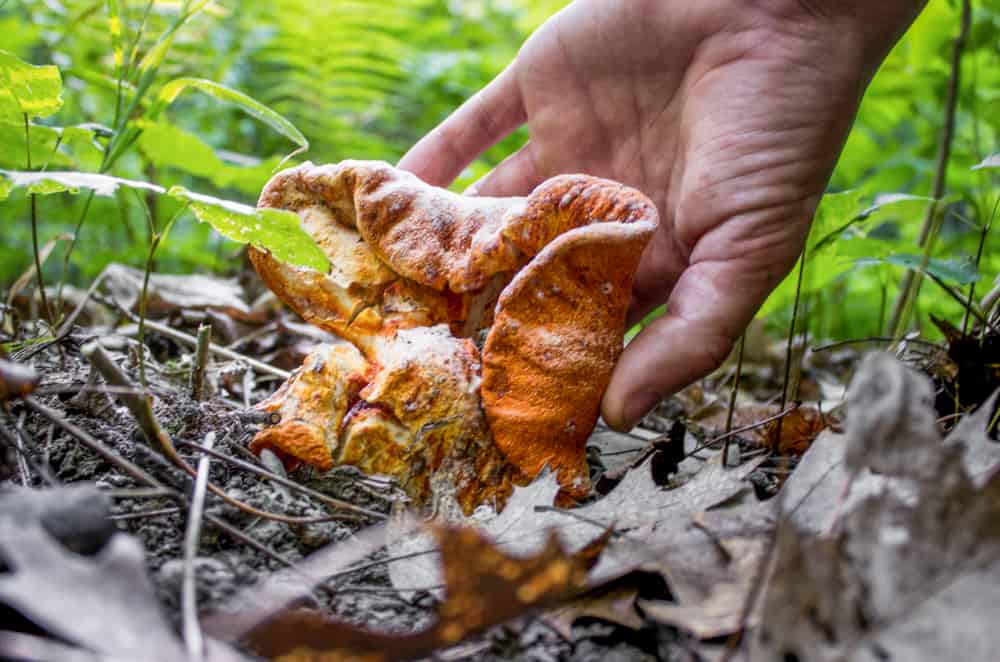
481, 221, 655, 501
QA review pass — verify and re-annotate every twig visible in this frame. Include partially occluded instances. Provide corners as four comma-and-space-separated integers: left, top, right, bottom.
83, 341, 381, 524
178, 440, 387, 516
82, 341, 171, 455
924, 271, 999, 333
962, 200, 995, 335
690, 405, 799, 457
723, 334, 746, 466
23, 396, 296, 570
811, 335, 940, 353
0, 421, 33, 486
117, 313, 290, 380
887, 0, 972, 336
182, 431, 215, 662
776, 249, 808, 451
190, 323, 212, 401
111, 507, 182, 521
19, 266, 110, 361
24, 396, 162, 487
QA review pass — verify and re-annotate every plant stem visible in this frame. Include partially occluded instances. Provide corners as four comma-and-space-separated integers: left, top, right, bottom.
137, 232, 161, 387
190, 323, 212, 401
776, 247, 808, 447
887, 0, 971, 336
24, 114, 52, 326
723, 333, 746, 467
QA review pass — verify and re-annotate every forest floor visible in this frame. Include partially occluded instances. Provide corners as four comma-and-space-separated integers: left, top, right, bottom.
1, 264, 998, 662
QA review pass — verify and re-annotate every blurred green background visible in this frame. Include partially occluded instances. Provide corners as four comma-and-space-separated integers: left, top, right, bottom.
0, 0, 997, 340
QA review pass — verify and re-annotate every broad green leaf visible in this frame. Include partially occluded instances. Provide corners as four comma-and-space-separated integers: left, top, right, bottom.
882, 253, 981, 285
0, 169, 164, 200
154, 78, 308, 150
137, 121, 282, 194
167, 186, 328, 272
972, 153, 1000, 170
809, 190, 866, 252
137, 121, 226, 178
0, 169, 324, 271
0, 51, 63, 124
0, 123, 102, 170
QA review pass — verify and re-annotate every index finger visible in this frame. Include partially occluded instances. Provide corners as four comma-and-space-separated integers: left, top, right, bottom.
397, 65, 526, 187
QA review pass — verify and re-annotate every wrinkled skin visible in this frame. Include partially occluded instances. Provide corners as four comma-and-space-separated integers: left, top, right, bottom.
398, 0, 925, 430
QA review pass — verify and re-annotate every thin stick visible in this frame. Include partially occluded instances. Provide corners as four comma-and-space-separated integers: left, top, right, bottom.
776, 249, 808, 450
182, 431, 215, 662
723, 334, 746, 467
190, 323, 212, 401
24, 114, 53, 326
924, 271, 998, 333
811, 336, 940, 353
111, 507, 182, 521
118, 314, 290, 380
83, 341, 380, 524
24, 396, 162, 487
0, 422, 34, 486
961, 203, 993, 335
82, 341, 170, 455
23, 396, 296, 570
178, 440, 388, 516
19, 268, 110, 361
887, 0, 972, 336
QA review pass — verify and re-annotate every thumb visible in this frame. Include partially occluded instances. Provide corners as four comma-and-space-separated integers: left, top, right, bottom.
601, 259, 778, 430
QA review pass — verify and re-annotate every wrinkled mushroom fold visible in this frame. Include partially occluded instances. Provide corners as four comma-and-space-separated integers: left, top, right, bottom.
249, 161, 657, 512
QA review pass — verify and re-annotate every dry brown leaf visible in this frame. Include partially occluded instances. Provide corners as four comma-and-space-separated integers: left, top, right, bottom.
754, 353, 1000, 661
0, 358, 39, 401
759, 406, 834, 456
102, 263, 263, 322
243, 524, 610, 661
544, 582, 644, 638
249, 161, 657, 511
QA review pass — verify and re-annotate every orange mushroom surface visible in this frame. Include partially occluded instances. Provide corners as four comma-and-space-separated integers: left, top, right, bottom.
249, 161, 657, 512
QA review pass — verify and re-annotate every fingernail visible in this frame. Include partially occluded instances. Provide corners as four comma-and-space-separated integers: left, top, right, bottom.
622, 391, 661, 430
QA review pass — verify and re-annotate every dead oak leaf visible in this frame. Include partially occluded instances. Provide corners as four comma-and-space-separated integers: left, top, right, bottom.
754, 353, 1000, 662
242, 524, 609, 661
0, 489, 245, 662
388, 450, 767, 597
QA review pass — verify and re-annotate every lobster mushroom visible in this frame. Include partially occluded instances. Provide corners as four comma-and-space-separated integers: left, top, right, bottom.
248, 161, 657, 513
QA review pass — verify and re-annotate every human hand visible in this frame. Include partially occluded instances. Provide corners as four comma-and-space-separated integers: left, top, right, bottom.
398, 0, 924, 430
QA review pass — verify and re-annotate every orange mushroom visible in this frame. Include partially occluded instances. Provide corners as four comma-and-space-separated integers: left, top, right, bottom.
249, 161, 657, 512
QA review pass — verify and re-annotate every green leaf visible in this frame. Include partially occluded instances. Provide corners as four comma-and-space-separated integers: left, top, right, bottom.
972, 153, 1000, 170
0, 51, 63, 124
136, 0, 212, 75
167, 186, 328, 272
0, 169, 164, 200
882, 253, 981, 285
137, 121, 225, 178
137, 121, 284, 194
154, 78, 308, 152
0, 169, 324, 271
